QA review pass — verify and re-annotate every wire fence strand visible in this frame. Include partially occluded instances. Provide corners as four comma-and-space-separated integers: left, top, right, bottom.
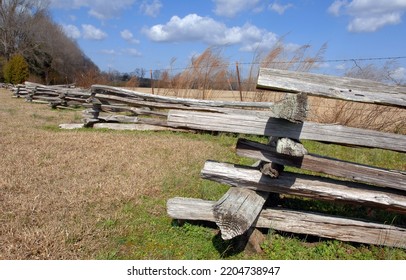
147, 55, 406, 73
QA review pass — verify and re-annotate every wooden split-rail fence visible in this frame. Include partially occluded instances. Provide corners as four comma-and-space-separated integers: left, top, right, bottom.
11, 82, 90, 109
60, 69, 406, 249
11, 69, 406, 249
166, 69, 406, 250
60, 84, 279, 130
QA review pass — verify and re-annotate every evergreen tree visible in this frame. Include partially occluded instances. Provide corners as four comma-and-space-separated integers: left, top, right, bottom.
3, 54, 29, 84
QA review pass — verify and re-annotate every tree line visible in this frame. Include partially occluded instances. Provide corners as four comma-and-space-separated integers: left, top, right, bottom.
0, 0, 98, 85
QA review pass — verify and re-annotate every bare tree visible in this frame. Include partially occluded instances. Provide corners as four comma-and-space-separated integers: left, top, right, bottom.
0, 0, 48, 59
133, 68, 146, 79
28, 11, 96, 84
345, 59, 405, 85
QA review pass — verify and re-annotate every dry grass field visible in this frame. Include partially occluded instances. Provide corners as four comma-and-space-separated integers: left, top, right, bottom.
1, 87, 405, 260
0, 88, 235, 259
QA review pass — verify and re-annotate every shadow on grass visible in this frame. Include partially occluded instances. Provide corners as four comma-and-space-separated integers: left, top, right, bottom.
170, 219, 247, 258
212, 232, 247, 258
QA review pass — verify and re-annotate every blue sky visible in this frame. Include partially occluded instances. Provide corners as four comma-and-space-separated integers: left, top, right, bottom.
49, 0, 406, 81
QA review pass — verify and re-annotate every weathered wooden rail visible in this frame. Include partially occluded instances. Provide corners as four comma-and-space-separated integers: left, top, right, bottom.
167, 197, 406, 248
165, 68, 406, 250
60, 84, 307, 130
236, 138, 406, 191
166, 110, 406, 152
257, 68, 406, 107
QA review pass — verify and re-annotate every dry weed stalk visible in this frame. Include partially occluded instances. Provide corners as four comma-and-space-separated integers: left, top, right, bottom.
314, 59, 406, 133
243, 40, 327, 102
153, 41, 327, 102
309, 98, 406, 134
156, 48, 229, 99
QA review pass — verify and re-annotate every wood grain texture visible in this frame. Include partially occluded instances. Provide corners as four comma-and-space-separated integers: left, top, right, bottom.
92, 86, 311, 122
92, 84, 275, 109
236, 138, 406, 191
166, 197, 406, 248
213, 188, 269, 240
167, 110, 406, 152
257, 68, 406, 108
92, 123, 182, 131
94, 93, 275, 115
201, 161, 406, 213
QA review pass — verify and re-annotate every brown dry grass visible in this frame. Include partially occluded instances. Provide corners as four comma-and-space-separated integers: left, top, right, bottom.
285, 95, 403, 134
153, 43, 327, 102
309, 97, 406, 134
0, 89, 227, 259
156, 47, 229, 99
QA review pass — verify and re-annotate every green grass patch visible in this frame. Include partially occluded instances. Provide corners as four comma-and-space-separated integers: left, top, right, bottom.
88, 132, 405, 260
302, 140, 406, 170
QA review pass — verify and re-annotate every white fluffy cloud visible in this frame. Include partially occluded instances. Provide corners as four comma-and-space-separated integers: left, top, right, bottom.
327, 0, 347, 16
100, 49, 118, 55
124, 48, 142, 57
328, 0, 406, 32
120, 29, 140, 44
143, 14, 278, 51
269, 2, 294, 15
212, 0, 261, 17
348, 13, 402, 32
62, 24, 107, 41
62, 24, 81, 39
121, 30, 133, 41
82, 24, 108, 40
140, 0, 162, 17
50, 0, 136, 19
100, 48, 141, 57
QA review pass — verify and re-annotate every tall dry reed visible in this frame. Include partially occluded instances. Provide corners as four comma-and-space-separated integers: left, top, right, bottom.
157, 48, 229, 99
155, 41, 327, 101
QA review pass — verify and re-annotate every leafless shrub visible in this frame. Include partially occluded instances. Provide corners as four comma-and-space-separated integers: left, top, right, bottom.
75, 68, 108, 89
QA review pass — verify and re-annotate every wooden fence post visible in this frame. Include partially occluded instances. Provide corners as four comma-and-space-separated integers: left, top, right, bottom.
26, 86, 36, 102
83, 89, 101, 127
15, 86, 20, 98
150, 69, 154, 95
236, 62, 243, 102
